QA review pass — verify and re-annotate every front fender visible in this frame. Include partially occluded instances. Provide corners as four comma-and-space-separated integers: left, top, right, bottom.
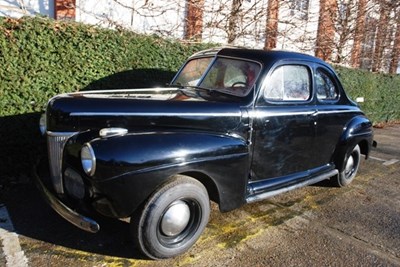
334, 115, 373, 171
90, 132, 248, 179
79, 132, 249, 217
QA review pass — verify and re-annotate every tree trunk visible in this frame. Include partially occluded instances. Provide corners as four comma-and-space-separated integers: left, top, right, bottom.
315, 0, 337, 61
389, 9, 400, 74
227, 0, 243, 44
184, 0, 205, 41
264, 0, 279, 50
54, 0, 76, 20
350, 0, 367, 68
372, 2, 390, 72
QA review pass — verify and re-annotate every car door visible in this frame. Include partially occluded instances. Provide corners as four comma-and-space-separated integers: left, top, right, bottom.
251, 63, 317, 180
313, 65, 358, 167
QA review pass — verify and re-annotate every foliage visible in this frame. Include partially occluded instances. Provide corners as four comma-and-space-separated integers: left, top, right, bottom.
335, 66, 400, 123
0, 16, 211, 116
0, 16, 211, 180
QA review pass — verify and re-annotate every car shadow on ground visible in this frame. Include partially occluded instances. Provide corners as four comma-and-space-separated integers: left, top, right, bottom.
3, 174, 337, 260
3, 176, 145, 259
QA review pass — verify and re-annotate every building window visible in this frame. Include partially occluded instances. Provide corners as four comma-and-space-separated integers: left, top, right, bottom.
290, 0, 310, 20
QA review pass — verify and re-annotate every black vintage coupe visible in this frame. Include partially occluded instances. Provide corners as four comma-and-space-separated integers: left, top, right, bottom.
37, 47, 374, 259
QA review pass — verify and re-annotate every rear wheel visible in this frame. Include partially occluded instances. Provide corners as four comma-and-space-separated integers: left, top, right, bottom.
131, 175, 210, 259
333, 144, 361, 187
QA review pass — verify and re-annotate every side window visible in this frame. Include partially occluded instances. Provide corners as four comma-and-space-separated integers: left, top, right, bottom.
315, 69, 339, 101
264, 65, 311, 101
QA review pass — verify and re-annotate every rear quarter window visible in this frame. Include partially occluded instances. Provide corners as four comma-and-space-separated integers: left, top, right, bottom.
315, 68, 339, 101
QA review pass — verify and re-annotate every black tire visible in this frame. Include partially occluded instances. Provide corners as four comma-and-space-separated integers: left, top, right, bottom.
131, 175, 210, 259
333, 144, 361, 187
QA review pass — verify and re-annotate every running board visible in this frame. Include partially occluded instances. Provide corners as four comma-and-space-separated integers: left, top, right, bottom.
246, 169, 338, 203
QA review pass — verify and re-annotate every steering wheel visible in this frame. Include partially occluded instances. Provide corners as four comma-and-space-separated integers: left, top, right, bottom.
231, 81, 246, 87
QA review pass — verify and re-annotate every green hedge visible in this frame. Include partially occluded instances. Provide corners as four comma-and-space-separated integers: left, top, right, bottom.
0, 16, 399, 181
336, 66, 400, 123
0, 16, 211, 116
0, 16, 212, 181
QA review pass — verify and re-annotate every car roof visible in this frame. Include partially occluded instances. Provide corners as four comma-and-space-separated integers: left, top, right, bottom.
191, 47, 331, 69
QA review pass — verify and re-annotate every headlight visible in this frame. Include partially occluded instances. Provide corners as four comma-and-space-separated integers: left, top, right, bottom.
39, 113, 46, 135
81, 144, 96, 176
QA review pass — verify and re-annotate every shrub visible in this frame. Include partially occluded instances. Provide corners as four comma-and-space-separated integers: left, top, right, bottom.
0, 16, 211, 116
335, 66, 400, 123
0, 16, 211, 180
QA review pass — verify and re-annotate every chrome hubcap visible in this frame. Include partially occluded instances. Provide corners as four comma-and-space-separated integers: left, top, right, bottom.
345, 155, 354, 176
161, 200, 191, 237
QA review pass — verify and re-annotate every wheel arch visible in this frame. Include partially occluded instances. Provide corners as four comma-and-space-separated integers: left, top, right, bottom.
358, 139, 371, 159
332, 115, 373, 172
166, 169, 246, 213
130, 174, 211, 259
140, 167, 246, 215
179, 171, 220, 206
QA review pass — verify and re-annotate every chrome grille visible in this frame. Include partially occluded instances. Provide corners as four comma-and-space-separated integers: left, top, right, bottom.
47, 131, 77, 194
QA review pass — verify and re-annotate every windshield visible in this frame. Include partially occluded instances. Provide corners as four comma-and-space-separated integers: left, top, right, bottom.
173, 56, 261, 97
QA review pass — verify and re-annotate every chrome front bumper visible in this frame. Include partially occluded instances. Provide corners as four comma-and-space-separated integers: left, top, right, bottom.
34, 166, 100, 233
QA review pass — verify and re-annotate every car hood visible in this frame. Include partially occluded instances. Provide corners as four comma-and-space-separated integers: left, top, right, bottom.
46, 87, 246, 134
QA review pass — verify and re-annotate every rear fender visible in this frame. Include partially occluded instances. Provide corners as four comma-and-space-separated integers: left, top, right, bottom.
333, 115, 373, 171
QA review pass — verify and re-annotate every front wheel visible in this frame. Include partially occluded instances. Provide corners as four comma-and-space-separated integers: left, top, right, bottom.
333, 144, 361, 187
131, 175, 210, 259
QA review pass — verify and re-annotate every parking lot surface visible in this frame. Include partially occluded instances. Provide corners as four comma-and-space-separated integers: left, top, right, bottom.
1, 125, 399, 266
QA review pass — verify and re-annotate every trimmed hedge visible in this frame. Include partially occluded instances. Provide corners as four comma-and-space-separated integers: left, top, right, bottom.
0, 16, 399, 181
0, 16, 212, 180
336, 66, 400, 123
0, 16, 211, 116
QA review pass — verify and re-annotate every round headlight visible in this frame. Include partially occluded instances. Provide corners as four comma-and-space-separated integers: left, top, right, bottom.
39, 113, 46, 135
81, 144, 96, 176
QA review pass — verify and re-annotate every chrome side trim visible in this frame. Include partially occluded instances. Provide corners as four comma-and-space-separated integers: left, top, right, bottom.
47, 131, 78, 194
246, 169, 338, 203
68, 88, 175, 95
316, 109, 361, 115
70, 112, 241, 117
249, 109, 359, 119
34, 167, 100, 233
